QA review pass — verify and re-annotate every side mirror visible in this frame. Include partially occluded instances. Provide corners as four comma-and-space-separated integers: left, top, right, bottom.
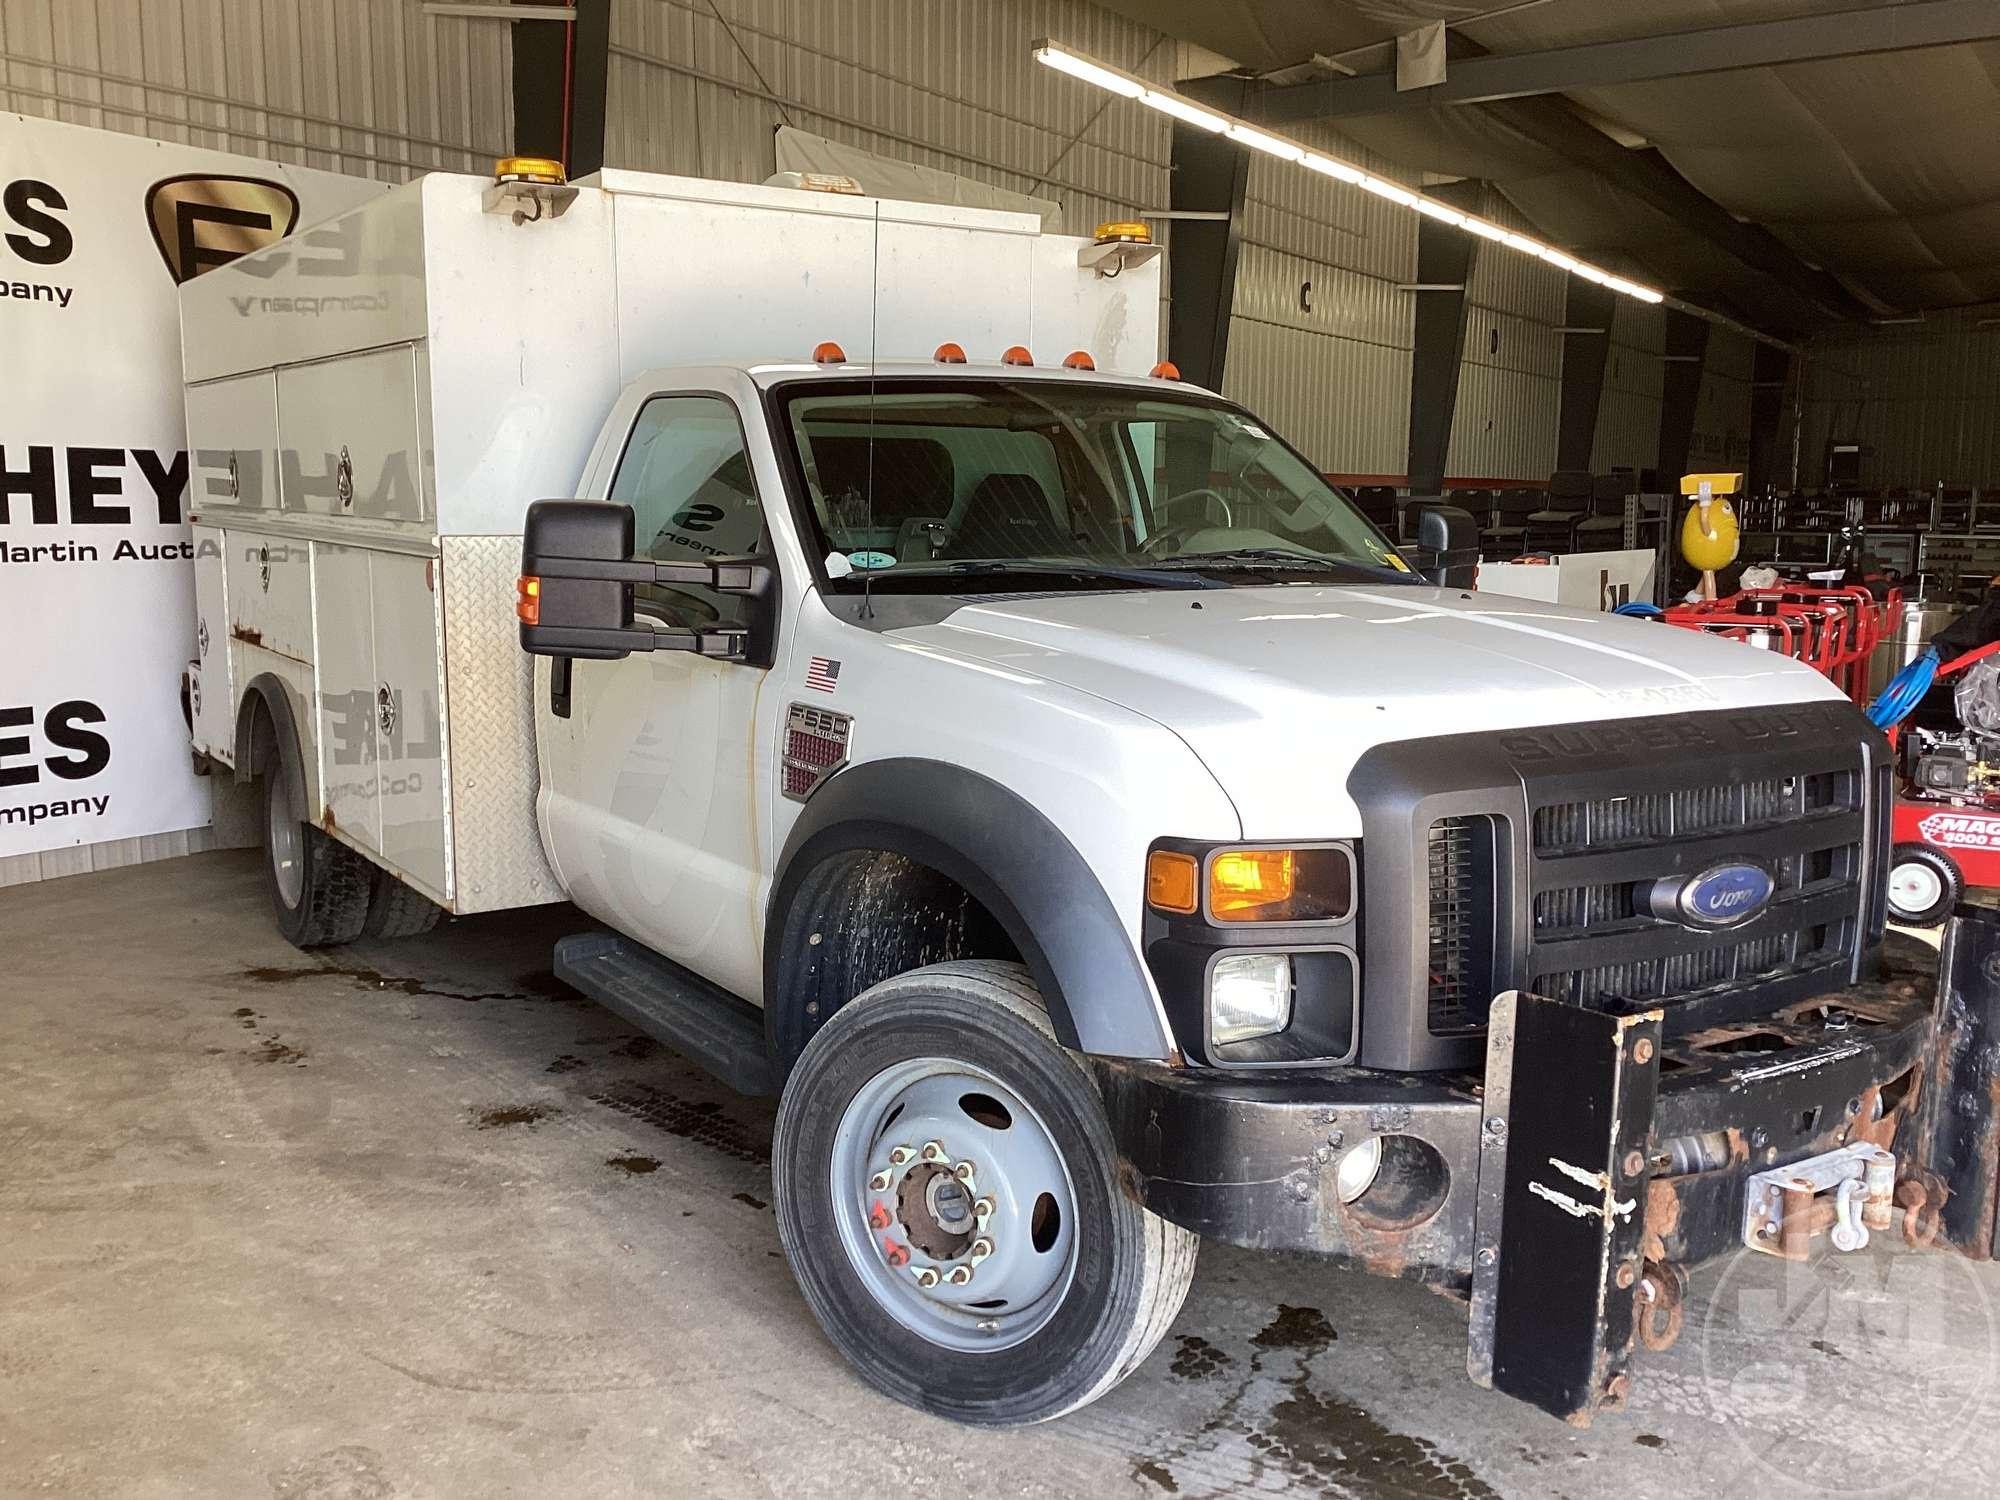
1413, 503, 1479, 588
517, 499, 773, 661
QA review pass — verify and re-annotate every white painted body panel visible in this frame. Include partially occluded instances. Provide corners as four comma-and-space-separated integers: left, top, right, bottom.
889, 585, 1849, 839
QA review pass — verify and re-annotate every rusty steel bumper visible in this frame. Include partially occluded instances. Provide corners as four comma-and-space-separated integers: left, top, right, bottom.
1094, 924, 1986, 1426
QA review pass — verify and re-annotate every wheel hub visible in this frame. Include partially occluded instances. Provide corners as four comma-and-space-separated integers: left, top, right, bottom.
831, 1062, 1079, 1352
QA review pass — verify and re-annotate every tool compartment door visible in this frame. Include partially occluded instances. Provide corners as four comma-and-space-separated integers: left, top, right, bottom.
372, 551, 447, 898
186, 372, 279, 513
276, 347, 426, 521
314, 543, 381, 851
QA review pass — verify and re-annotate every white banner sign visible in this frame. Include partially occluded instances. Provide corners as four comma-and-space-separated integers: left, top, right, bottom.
1, 115, 385, 857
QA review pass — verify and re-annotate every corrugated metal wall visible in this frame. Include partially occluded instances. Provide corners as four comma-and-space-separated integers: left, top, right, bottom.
1590, 299, 1665, 478
1445, 186, 1563, 483
1690, 325, 1754, 475
0, 0, 510, 178
1225, 120, 1417, 475
605, 0, 1171, 242
1799, 309, 2000, 489
0, 1, 511, 889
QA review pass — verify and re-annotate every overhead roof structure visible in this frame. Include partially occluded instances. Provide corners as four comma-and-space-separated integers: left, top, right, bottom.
1089, 0, 2000, 334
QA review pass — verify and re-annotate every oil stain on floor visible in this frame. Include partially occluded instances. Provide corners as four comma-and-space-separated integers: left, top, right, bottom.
1126, 1305, 1500, 1500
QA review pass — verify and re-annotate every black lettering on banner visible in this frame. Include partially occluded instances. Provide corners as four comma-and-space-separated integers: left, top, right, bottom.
2, 179, 71, 266
43, 700, 110, 780
0, 705, 33, 787
671, 503, 725, 533
134, 449, 189, 524
66, 447, 128, 525
0, 445, 57, 525
175, 200, 272, 282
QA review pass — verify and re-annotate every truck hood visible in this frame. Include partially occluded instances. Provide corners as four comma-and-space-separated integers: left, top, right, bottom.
889, 584, 1853, 837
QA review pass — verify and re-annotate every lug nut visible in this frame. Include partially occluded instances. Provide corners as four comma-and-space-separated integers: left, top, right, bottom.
888, 1146, 915, 1167
920, 1141, 948, 1164
970, 1237, 993, 1263
953, 1161, 976, 1184
868, 1171, 892, 1192
913, 1266, 940, 1288
945, 1265, 974, 1286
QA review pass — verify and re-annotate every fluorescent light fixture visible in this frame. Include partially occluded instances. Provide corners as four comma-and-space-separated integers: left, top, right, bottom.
1302, 152, 1365, 183
1358, 175, 1417, 207
1227, 123, 1305, 161
1033, 43, 1145, 99
1034, 40, 1691, 317
1140, 89, 1226, 133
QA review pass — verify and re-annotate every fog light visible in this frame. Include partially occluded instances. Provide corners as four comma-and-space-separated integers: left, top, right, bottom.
1335, 1136, 1383, 1204
1211, 953, 1292, 1045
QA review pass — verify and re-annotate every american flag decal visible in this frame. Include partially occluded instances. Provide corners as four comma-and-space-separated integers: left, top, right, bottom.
805, 656, 842, 693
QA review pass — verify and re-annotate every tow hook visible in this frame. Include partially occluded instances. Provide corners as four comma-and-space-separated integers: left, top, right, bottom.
1741, 1143, 1898, 1259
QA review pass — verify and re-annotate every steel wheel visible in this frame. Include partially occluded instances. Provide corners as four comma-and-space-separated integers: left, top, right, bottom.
265, 771, 305, 910
829, 1058, 1078, 1353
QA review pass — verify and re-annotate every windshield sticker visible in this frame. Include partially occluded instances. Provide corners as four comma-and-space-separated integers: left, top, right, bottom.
847, 550, 897, 571
1377, 550, 1412, 573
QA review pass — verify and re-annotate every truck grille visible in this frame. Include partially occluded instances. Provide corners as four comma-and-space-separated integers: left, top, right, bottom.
1428, 816, 1501, 1032
1523, 767, 1865, 1018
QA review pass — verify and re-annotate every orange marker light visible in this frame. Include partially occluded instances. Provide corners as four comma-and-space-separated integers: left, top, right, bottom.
934, 342, 967, 364
812, 341, 848, 364
1150, 360, 1181, 381
515, 575, 541, 625
1145, 850, 1200, 914
1062, 350, 1096, 371
1001, 345, 1034, 367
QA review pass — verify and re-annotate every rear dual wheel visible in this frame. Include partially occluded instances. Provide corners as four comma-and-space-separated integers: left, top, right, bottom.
773, 960, 1198, 1425
261, 772, 443, 948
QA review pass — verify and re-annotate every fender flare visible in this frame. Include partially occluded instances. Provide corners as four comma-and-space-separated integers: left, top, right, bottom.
233, 672, 310, 827
766, 758, 1175, 1063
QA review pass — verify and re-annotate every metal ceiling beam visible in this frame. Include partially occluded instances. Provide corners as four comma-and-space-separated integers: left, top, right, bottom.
1246, 0, 2000, 123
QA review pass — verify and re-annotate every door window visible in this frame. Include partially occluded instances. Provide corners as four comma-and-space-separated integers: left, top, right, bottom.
610, 395, 764, 629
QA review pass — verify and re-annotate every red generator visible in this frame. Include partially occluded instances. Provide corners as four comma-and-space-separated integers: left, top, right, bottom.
1886, 646, 2000, 926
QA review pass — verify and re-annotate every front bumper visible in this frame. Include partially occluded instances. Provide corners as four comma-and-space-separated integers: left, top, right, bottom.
1097, 936, 1934, 1296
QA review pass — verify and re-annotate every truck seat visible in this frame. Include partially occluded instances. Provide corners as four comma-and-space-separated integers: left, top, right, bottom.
944, 472, 1071, 558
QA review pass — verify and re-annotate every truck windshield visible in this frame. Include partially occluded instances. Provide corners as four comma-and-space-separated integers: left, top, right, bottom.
772, 378, 1416, 591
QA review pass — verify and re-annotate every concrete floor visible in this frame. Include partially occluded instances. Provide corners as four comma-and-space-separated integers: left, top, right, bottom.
5, 850, 1999, 1498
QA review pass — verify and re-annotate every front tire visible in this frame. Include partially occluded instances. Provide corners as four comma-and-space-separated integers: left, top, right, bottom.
263, 771, 371, 948
772, 960, 1197, 1426
1888, 842, 1962, 927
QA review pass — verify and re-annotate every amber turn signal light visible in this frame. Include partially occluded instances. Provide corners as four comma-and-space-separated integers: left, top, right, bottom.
1145, 850, 1199, 914
515, 575, 540, 625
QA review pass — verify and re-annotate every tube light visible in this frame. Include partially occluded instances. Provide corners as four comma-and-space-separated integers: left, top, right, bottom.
1034, 39, 1681, 310
1302, 152, 1365, 183
1033, 43, 1145, 99
1358, 175, 1417, 207
1227, 124, 1305, 161
1140, 89, 1227, 133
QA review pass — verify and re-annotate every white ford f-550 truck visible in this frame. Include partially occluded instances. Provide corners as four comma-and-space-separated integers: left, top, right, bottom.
183, 161, 1959, 1429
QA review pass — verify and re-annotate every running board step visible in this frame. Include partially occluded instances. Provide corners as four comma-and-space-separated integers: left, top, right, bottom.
553, 932, 774, 1096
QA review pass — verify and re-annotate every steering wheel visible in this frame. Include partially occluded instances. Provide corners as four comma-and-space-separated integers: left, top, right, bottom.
1141, 488, 1235, 558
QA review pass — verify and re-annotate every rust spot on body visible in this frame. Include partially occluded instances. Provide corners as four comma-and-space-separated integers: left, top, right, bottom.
230, 624, 263, 647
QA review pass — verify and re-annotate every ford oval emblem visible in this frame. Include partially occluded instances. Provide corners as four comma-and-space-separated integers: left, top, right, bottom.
1647, 862, 1774, 928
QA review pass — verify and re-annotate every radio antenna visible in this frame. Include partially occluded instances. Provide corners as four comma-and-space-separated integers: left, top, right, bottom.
861, 200, 880, 621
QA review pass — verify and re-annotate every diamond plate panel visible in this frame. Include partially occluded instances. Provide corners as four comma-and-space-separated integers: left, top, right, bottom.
439, 534, 566, 913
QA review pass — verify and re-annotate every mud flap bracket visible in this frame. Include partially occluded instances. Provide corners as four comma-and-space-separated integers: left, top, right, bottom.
1468, 990, 1663, 1425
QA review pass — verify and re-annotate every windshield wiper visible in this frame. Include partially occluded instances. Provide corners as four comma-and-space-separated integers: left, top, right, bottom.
940, 559, 1224, 590
1150, 548, 1416, 582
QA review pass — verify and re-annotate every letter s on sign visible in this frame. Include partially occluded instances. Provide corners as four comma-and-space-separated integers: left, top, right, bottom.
43, 700, 111, 781
3, 179, 72, 266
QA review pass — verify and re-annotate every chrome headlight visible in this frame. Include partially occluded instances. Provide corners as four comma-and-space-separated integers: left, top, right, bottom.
1210, 952, 1293, 1045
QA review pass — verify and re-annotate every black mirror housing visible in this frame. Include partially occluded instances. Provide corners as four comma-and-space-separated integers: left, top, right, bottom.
518, 499, 779, 664
1412, 502, 1480, 588
520, 500, 645, 660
